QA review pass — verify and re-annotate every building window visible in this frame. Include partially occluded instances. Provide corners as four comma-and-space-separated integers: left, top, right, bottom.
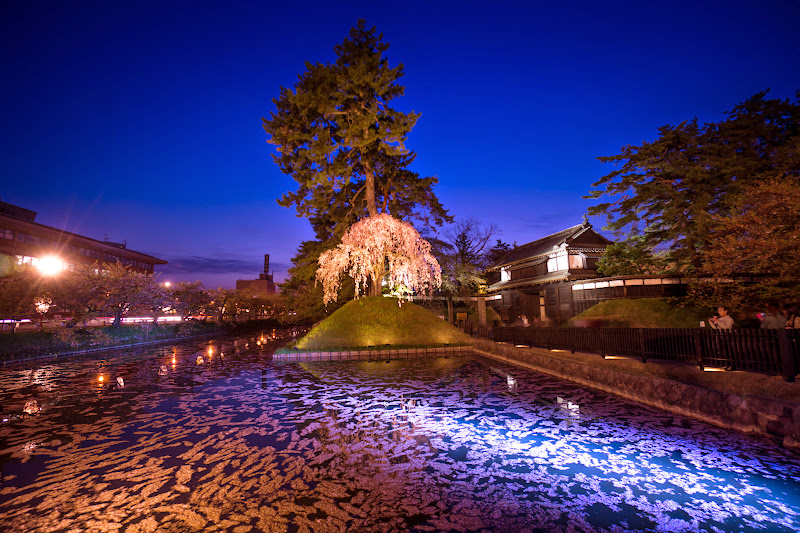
569, 253, 586, 269
547, 250, 569, 272
500, 267, 511, 282
0, 227, 12, 239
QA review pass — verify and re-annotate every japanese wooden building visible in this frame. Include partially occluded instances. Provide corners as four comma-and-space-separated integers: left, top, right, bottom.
485, 220, 612, 324
485, 220, 695, 325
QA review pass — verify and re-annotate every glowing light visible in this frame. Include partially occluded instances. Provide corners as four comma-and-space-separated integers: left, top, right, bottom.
23, 399, 40, 415
506, 375, 517, 391
164, 281, 172, 288
34, 297, 52, 314
704, 367, 726, 372
98, 375, 105, 382
116, 377, 124, 387
196, 355, 204, 365
171, 357, 176, 364
36, 255, 66, 276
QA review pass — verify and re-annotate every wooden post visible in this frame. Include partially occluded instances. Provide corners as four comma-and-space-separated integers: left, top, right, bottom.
638, 328, 647, 363
693, 330, 705, 370
778, 329, 796, 382
477, 296, 487, 327
447, 297, 454, 324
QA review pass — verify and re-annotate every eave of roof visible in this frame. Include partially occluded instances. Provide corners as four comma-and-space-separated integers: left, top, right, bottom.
486, 270, 601, 292
0, 213, 168, 264
487, 223, 612, 271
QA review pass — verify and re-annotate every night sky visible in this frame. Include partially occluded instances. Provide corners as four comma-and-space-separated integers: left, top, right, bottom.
1, 1, 798, 288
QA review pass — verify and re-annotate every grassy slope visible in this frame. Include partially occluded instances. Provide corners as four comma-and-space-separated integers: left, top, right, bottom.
567, 298, 709, 328
294, 296, 473, 350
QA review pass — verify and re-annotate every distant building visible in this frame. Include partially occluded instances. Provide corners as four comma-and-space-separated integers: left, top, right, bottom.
236, 254, 276, 296
0, 201, 167, 276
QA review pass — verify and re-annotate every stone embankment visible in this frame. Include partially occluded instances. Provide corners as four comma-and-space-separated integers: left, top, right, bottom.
274, 345, 472, 362
473, 338, 800, 454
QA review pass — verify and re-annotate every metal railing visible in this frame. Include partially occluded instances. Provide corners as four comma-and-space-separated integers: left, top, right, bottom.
461, 324, 799, 382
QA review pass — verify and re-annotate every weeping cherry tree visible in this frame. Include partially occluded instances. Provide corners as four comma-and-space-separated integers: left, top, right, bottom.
316, 214, 441, 305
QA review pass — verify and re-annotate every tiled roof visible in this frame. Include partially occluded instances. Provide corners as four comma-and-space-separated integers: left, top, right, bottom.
487, 223, 612, 270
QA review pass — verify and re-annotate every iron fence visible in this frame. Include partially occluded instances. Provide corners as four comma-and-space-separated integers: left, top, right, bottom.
463, 324, 799, 382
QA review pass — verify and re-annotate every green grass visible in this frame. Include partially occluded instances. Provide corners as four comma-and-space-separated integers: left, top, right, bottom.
567, 298, 710, 328
287, 296, 473, 351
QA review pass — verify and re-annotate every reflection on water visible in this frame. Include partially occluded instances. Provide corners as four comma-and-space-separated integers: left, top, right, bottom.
0, 333, 799, 532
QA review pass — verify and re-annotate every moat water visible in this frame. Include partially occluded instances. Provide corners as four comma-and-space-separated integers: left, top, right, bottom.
1, 333, 798, 532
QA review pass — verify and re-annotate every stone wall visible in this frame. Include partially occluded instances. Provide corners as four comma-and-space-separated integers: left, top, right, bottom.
473, 339, 800, 454
274, 345, 473, 362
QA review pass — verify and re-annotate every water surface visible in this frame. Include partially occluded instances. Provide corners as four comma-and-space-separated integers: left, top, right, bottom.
1, 334, 798, 532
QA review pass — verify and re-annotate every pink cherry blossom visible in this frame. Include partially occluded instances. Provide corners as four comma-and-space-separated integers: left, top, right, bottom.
317, 214, 442, 305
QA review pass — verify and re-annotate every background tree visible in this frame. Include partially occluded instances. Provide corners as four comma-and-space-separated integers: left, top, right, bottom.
50, 265, 107, 324
696, 176, 800, 306
0, 270, 37, 324
595, 237, 671, 277
317, 213, 441, 305
483, 239, 514, 267
437, 218, 499, 298
207, 288, 236, 323
279, 240, 347, 323
169, 281, 209, 321
96, 262, 162, 327
587, 90, 800, 273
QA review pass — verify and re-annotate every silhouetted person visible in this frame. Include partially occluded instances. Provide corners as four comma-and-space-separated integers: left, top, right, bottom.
783, 304, 800, 329
760, 303, 785, 329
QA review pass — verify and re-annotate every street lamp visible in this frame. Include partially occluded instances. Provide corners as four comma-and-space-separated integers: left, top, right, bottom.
36, 255, 66, 276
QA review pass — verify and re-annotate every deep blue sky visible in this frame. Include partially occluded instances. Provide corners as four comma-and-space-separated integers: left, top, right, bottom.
1, 0, 798, 288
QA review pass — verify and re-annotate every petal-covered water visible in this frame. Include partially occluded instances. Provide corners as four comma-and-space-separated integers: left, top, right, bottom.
0, 334, 798, 532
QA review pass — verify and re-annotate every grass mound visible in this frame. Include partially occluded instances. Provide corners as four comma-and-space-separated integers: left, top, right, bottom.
567, 298, 709, 328
292, 296, 473, 351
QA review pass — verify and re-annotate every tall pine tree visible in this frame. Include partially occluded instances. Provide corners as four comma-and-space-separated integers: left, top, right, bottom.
263, 20, 446, 233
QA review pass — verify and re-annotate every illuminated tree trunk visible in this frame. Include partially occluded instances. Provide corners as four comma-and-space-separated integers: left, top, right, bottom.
364, 163, 378, 217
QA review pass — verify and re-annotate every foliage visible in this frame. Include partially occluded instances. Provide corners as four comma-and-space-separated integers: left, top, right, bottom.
317, 214, 442, 306
263, 20, 449, 235
693, 176, 800, 306
48, 264, 106, 323
278, 240, 344, 323
484, 239, 514, 267
207, 287, 236, 322
437, 218, 499, 297
289, 296, 472, 350
92, 262, 164, 327
596, 237, 672, 277
168, 281, 209, 320
0, 270, 38, 318
567, 298, 709, 328
587, 90, 800, 272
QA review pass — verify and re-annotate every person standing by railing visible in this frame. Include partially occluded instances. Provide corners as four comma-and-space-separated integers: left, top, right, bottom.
783, 304, 800, 329
760, 303, 785, 329
709, 306, 734, 330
